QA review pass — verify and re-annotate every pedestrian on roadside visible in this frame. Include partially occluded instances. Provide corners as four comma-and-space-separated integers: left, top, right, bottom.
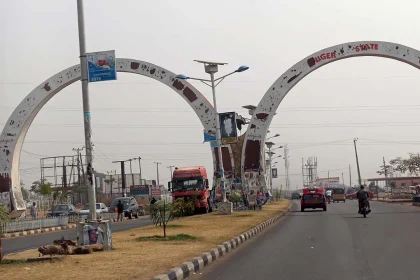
150, 197, 157, 205
30, 202, 38, 219
116, 200, 124, 221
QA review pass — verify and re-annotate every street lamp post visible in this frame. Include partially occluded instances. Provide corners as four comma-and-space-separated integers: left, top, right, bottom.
176, 61, 249, 210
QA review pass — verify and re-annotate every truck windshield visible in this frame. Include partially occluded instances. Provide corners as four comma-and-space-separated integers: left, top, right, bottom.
173, 178, 204, 191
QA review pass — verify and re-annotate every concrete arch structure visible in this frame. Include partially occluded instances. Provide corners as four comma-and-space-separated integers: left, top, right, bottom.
0, 58, 217, 212
241, 41, 420, 198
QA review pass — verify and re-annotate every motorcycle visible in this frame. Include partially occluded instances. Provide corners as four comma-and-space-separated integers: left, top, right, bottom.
359, 200, 370, 218
327, 195, 332, 204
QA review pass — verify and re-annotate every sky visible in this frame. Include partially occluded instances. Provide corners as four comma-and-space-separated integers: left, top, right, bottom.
2, 0, 420, 190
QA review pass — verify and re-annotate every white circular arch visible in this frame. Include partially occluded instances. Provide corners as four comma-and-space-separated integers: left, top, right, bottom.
241, 41, 420, 189
0, 58, 216, 211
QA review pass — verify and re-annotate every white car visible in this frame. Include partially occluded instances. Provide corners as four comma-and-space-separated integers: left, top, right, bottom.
79, 203, 108, 215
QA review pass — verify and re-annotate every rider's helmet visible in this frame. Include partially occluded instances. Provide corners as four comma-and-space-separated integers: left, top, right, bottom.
360, 185, 365, 189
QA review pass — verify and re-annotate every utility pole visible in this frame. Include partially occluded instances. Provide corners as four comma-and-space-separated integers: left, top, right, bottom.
284, 144, 290, 192
349, 164, 352, 188
107, 170, 116, 196
167, 165, 175, 181
328, 171, 330, 189
72, 147, 84, 187
341, 172, 344, 187
128, 158, 135, 187
353, 138, 362, 186
154, 162, 162, 188
137, 156, 142, 185
383, 156, 388, 197
77, 0, 96, 221
113, 161, 127, 197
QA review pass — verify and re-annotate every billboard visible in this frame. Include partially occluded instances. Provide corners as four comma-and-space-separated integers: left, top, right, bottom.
316, 177, 340, 188
87, 50, 117, 83
219, 112, 237, 144
130, 185, 150, 196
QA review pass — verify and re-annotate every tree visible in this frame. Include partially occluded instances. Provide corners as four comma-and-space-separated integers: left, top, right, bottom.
149, 200, 174, 238
389, 157, 408, 175
228, 190, 242, 207
148, 200, 187, 238
0, 205, 9, 262
377, 163, 394, 177
21, 181, 29, 200
30, 179, 52, 196
172, 198, 195, 217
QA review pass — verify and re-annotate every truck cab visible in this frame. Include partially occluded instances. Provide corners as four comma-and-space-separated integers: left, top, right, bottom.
168, 166, 212, 214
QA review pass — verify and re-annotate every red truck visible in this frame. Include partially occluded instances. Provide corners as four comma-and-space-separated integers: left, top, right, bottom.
168, 166, 213, 214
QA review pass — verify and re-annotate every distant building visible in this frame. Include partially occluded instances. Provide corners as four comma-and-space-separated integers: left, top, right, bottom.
367, 176, 420, 188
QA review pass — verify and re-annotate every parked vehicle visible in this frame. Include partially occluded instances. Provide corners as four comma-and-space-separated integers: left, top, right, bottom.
301, 187, 327, 212
79, 203, 108, 216
291, 192, 301, 200
109, 197, 140, 219
46, 204, 77, 217
168, 166, 212, 214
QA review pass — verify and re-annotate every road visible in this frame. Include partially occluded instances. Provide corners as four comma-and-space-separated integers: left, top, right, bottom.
3, 217, 153, 255
191, 200, 420, 280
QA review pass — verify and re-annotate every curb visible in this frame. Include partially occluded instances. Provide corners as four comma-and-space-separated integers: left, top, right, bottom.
1, 224, 76, 238
373, 199, 412, 203
151, 202, 293, 280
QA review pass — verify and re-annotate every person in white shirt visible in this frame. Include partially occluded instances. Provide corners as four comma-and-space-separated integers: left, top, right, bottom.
325, 189, 332, 201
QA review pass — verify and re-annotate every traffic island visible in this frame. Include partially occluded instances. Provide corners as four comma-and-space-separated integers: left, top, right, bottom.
0, 199, 292, 280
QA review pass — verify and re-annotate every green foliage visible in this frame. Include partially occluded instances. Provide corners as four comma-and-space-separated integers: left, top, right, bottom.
172, 198, 195, 217
0, 205, 9, 222
228, 190, 242, 203
30, 179, 52, 196
135, 234, 197, 242
387, 154, 420, 176
149, 200, 187, 238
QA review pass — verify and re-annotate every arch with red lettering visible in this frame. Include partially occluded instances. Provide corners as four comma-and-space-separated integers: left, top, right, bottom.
241, 41, 420, 192
0, 58, 217, 212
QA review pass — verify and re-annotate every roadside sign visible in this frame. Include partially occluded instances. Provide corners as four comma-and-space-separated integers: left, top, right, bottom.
219, 112, 238, 144
87, 50, 117, 83
272, 168, 278, 178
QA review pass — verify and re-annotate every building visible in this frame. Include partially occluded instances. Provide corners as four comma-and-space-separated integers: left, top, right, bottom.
367, 176, 420, 188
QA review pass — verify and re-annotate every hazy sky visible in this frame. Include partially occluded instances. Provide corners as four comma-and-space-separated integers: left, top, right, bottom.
2, 0, 420, 190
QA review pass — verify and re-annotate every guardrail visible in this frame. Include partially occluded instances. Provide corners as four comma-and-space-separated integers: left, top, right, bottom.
68, 212, 118, 223
0, 216, 69, 234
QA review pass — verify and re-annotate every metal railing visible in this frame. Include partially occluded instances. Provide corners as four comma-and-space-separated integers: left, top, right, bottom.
68, 212, 118, 223
0, 216, 69, 234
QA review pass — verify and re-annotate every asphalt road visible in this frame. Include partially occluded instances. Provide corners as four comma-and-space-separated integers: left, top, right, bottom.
191, 200, 420, 280
3, 217, 153, 255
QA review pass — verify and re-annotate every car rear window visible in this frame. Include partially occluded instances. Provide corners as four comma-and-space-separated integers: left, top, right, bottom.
303, 194, 323, 201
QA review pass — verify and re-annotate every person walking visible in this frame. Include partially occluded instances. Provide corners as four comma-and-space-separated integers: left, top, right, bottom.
30, 202, 38, 219
116, 200, 124, 221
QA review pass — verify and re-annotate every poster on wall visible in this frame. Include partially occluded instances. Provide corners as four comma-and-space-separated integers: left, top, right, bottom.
219, 112, 238, 144
203, 130, 216, 142
272, 168, 278, 178
83, 225, 104, 245
87, 50, 117, 83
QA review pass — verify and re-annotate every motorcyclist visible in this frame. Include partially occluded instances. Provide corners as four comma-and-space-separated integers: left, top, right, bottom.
325, 189, 332, 202
357, 185, 371, 214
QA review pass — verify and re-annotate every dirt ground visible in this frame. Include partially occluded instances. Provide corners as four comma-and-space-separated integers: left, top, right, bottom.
0, 199, 291, 280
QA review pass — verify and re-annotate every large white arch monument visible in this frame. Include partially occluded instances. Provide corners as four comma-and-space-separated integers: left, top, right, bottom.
241, 41, 420, 201
0, 59, 217, 212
